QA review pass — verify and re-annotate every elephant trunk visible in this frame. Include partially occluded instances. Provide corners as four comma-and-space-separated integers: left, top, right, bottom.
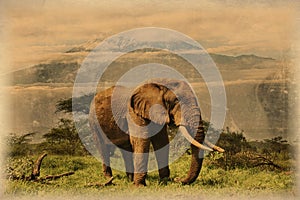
181, 146, 203, 184
171, 95, 224, 184
180, 123, 205, 185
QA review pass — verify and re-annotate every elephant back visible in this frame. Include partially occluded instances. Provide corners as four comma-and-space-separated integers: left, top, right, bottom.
145, 78, 192, 93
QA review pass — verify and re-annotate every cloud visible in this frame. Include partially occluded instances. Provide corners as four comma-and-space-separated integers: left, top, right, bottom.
0, 1, 297, 73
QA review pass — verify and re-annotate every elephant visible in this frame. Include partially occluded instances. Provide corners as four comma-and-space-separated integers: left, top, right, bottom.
88, 78, 224, 186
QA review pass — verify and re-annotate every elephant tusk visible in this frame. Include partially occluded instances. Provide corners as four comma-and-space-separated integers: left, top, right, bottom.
204, 140, 225, 153
179, 126, 213, 151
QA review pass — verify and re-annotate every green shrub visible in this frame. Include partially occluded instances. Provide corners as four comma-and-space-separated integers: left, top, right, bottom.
5, 157, 34, 180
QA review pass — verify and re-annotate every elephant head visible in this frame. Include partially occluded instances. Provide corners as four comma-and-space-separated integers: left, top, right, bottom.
128, 79, 218, 185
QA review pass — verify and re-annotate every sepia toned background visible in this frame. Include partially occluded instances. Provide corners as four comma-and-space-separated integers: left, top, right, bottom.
0, 0, 299, 199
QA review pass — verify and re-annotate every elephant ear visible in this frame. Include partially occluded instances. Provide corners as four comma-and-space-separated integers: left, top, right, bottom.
130, 83, 169, 125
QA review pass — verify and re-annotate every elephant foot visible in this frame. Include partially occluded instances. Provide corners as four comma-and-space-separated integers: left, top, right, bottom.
134, 180, 146, 186
134, 173, 147, 186
126, 172, 134, 182
103, 164, 113, 178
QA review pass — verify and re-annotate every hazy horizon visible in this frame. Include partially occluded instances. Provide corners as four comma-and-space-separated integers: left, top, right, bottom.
0, 0, 298, 75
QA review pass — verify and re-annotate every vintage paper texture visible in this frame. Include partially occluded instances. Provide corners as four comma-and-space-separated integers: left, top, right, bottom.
0, 0, 299, 199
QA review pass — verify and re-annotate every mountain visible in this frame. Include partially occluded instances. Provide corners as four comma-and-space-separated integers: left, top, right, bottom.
65, 38, 103, 53
6, 50, 277, 86
210, 54, 275, 70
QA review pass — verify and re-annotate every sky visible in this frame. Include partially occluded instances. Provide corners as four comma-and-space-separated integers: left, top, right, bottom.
0, 0, 299, 74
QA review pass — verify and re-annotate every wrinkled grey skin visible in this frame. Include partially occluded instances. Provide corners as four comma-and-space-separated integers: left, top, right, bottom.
89, 79, 205, 186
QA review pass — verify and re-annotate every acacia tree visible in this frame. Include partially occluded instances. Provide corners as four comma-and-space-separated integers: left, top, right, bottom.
50, 95, 93, 155
39, 118, 87, 156
56, 94, 93, 114
6, 132, 35, 157
262, 136, 290, 160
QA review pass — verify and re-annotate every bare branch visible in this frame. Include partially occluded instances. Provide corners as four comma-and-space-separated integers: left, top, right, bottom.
16, 153, 76, 182
42, 172, 75, 180
32, 153, 47, 177
87, 177, 115, 187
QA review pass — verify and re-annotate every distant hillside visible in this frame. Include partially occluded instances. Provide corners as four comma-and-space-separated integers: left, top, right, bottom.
7, 51, 277, 86
257, 70, 289, 136
210, 54, 275, 70
11, 62, 79, 85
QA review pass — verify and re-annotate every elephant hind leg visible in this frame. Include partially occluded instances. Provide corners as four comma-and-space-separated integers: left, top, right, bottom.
101, 148, 112, 178
100, 144, 113, 178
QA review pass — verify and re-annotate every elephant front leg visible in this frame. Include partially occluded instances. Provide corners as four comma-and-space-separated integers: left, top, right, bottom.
150, 126, 170, 182
120, 144, 134, 181
130, 136, 150, 186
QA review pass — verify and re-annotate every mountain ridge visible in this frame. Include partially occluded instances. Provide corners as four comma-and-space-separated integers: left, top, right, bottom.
4, 49, 277, 86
